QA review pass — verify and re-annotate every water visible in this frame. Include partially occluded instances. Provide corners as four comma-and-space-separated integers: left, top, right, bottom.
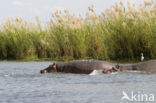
0, 62, 156, 103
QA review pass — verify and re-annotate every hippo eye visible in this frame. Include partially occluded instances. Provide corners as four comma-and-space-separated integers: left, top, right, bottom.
47, 67, 53, 71
112, 67, 115, 70
115, 64, 120, 69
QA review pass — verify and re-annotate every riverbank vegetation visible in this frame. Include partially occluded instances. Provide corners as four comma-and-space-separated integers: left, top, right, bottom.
0, 0, 156, 61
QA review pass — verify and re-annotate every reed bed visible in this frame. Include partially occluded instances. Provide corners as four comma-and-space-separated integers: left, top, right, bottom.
0, 0, 156, 60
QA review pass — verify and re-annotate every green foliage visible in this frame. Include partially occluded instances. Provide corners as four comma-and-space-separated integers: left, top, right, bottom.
0, 1, 156, 60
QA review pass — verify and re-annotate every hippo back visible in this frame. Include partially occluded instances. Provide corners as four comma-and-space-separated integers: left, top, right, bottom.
133, 60, 156, 73
56, 60, 114, 74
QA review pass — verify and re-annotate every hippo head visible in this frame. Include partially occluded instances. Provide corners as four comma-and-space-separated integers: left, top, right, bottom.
103, 64, 122, 74
40, 63, 57, 74
112, 64, 123, 72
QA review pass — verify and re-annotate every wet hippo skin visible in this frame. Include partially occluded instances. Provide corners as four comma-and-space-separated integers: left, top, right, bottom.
120, 60, 156, 73
40, 60, 120, 74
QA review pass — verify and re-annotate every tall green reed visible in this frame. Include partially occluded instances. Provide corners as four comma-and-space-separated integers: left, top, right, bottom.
0, 0, 156, 60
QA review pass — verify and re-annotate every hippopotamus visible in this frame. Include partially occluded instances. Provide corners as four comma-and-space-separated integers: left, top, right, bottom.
119, 60, 156, 73
40, 60, 121, 74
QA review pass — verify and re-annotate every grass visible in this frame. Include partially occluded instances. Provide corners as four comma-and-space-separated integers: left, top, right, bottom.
0, 0, 156, 61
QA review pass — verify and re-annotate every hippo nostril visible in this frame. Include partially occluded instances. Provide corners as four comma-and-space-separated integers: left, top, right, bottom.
40, 70, 47, 74
40, 70, 43, 74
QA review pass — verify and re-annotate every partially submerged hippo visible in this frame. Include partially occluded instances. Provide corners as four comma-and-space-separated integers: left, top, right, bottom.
120, 60, 156, 73
40, 60, 121, 74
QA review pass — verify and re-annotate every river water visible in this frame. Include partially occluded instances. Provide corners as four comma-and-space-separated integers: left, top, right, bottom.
0, 62, 156, 103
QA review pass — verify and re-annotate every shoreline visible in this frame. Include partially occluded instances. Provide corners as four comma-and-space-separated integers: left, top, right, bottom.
0, 57, 153, 64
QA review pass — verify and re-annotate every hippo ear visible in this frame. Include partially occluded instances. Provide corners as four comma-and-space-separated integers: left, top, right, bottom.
49, 63, 56, 67
52, 63, 57, 71
115, 64, 120, 69
52, 63, 57, 68
53, 62, 56, 66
